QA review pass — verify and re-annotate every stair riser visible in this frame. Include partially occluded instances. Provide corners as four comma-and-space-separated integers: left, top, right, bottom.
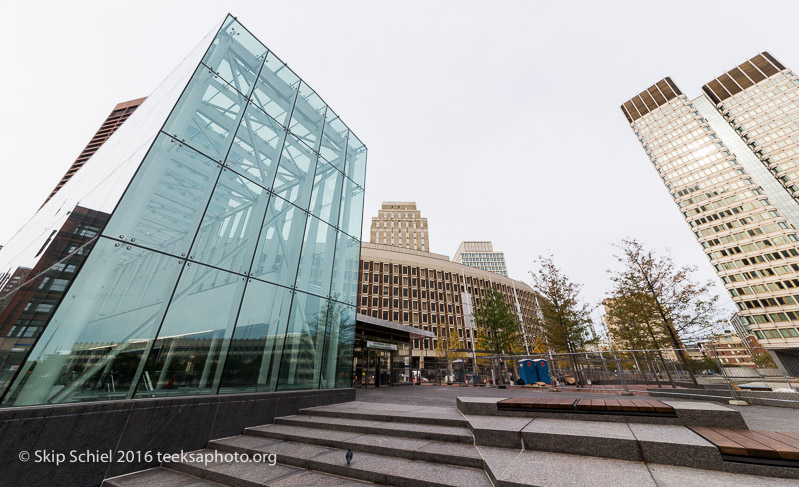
240, 429, 483, 468
522, 432, 642, 462
300, 409, 468, 428
165, 461, 267, 487
517, 432, 726, 470
199, 442, 476, 487
274, 417, 473, 444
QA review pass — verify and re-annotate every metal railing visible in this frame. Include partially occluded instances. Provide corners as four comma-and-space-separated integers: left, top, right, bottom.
403, 348, 799, 407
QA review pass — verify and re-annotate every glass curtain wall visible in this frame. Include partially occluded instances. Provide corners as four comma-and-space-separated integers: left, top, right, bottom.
0, 15, 365, 406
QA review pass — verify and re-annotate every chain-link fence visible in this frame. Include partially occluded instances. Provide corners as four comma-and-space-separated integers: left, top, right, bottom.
404, 348, 799, 407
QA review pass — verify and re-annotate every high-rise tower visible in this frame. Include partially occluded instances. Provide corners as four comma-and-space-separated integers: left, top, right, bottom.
369, 201, 429, 251
622, 53, 799, 374
452, 241, 508, 276
42, 98, 146, 207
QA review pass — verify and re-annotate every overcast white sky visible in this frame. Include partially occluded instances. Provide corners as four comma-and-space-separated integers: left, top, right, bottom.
2, 0, 798, 323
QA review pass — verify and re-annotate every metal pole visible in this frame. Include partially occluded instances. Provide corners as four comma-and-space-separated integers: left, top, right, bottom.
710, 344, 741, 403
610, 345, 630, 394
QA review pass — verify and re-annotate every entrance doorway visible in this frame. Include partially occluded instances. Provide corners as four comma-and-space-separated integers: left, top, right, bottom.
368, 349, 392, 387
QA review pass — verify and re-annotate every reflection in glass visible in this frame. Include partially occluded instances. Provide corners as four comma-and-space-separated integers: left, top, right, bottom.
189, 168, 270, 275
226, 104, 285, 189
135, 263, 245, 397
338, 176, 365, 239
219, 280, 292, 393
295, 216, 336, 297
0, 206, 110, 394
162, 65, 247, 162
102, 133, 221, 258
320, 108, 348, 171
330, 232, 360, 307
277, 291, 328, 390
272, 134, 316, 208
309, 158, 343, 227
320, 304, 355, 389
2, 238, 183, 406
250, 196, 307, 287
344, 132, 367, 188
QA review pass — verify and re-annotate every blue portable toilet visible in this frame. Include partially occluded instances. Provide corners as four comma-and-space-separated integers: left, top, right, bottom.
532, 359, 550, 384
518, 359, 539, 384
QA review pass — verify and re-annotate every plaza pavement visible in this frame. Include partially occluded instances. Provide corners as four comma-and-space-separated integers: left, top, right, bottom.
355, 384, 799, 433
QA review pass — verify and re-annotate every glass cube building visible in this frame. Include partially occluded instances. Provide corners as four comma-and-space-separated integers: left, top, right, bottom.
0, 15, 366, 407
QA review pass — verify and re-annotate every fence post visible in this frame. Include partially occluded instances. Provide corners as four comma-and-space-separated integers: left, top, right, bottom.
710, 345, 744, 404
610, 346, 631, 395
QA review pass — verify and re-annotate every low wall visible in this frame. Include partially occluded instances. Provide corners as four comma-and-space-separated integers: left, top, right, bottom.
0, 388, 355, 487
647, 387, 799, 409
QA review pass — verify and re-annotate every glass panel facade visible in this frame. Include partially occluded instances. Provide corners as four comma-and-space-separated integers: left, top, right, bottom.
0, 15, 365, 407
320, 304, 356, 389
277, 291, 328, 390
219, 280, 292, 393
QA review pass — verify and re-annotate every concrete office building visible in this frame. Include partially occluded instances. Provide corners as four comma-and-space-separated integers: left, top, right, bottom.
358, 241, 541, 375
370, 201, 430, 251
453, 241, 509, 276
622, 53, 799, 374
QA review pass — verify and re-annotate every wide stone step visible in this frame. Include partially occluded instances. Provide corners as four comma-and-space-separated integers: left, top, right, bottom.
163, 448, 376, 486
468, 415, 724, 469
478, 446, 797, 487
102, 467, 223, 486
300, 402, 468, 427
274, 414, 474, 444
208, 435, 493, 487
242, 423, 483, 468
458, 396, 748, 429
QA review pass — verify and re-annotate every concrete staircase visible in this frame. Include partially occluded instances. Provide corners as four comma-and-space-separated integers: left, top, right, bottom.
104, 403, 491, 487
104, 400, 799, 487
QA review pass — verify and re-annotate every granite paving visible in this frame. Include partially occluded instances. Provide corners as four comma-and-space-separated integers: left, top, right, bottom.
357, 385, 799, 433
103, 467, 223, 486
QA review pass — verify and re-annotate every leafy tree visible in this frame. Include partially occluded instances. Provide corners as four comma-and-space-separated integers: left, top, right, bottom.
608, 238, 724, 386
474, 288, 521, 383
435, 326, 466, 381
531, 255, 594, 384
752, 351, 777, 368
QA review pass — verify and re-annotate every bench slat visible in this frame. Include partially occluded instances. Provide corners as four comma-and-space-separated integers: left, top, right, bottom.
556, 398, 577, 409
617, 399, 639, 412
604, 399, 622, 411
737, 430, 799, 461
576, 399, 592, 410
712, 428, 780, 459
690, 426, 749, 456
644, 399, 674, 414
757, 430, 799, 449
590, 399, 607, 411
631, 399, 656, 412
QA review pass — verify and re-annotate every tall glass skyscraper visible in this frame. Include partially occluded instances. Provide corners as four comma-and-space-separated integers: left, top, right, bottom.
622, 53, 799, 374
0, 15, 366, 406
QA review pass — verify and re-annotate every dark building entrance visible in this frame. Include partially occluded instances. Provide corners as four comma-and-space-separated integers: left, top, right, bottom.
352, 313, 433, 388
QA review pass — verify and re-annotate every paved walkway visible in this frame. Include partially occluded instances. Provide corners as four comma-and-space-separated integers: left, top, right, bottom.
355, 385, 799, 432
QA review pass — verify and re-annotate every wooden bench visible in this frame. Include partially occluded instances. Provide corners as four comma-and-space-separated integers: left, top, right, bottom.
690, 426, 799, 466
497, 397, 675, 416
497, 397, 576, 410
